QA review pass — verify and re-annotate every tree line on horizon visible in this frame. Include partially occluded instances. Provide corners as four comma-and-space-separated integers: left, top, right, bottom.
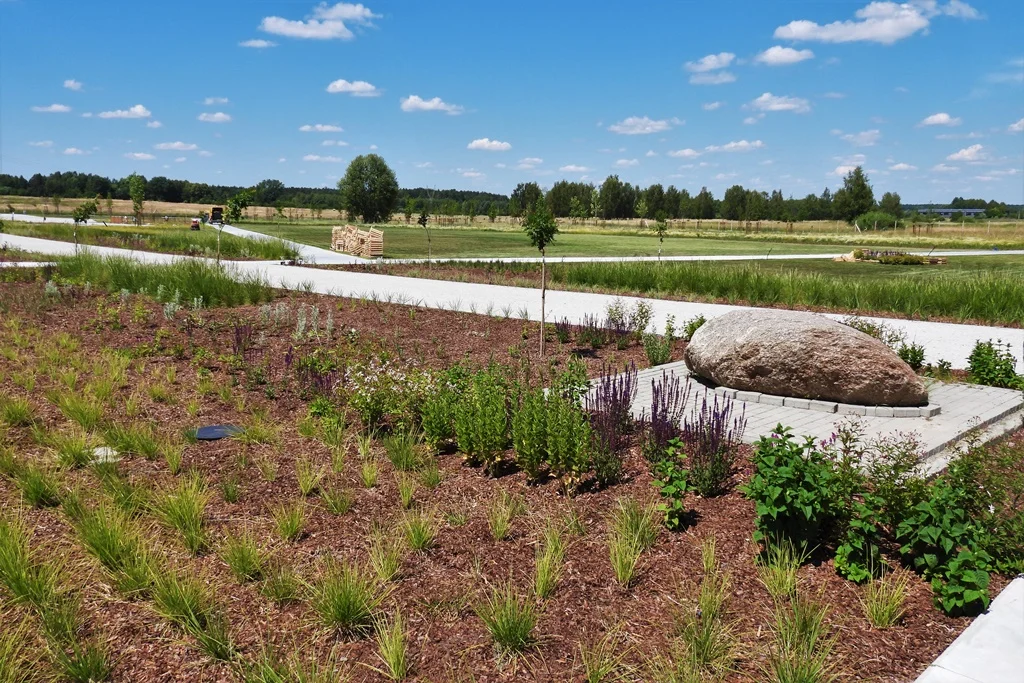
0, 167, 1017, 223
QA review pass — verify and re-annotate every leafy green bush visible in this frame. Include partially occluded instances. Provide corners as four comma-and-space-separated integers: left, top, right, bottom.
651, 452, 690, 530
967, 340, 1021, 389
642, 316, 675, 366
454, 367, 511, 473
512, 388, 548, 482
854, 211, 900, 231
419, 366, 468, 451
544, 394, 593, 495
897, 342, 926, 371
681, 314, 706, 342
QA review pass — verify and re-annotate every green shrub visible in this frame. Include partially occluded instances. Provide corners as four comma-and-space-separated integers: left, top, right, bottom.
967, 340, 1021, 389
475, 581, 537, 654
681, 314, 706, 341
511, 388, 548, 482
641, 316, 675, 366
854, 210, 899, 231
651, 454, 690, 531
454, 368, 510, 473
307, 559, 387, 635
419, 366, 468, 451
544, 394, 593, 495
897, 342, 926, 371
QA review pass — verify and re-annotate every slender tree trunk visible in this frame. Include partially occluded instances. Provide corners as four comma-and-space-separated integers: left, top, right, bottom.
540, 249, 546, 357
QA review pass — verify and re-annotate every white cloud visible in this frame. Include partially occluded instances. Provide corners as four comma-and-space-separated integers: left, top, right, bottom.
932, 163, 959, 172
414, 161, 433, 168
773, 1, 979, 45
920, 112, 961, 126
198, 112, 231, 123
259, 2, 379, 40
327, 79, 380, 96
689, 71, 736, 85
668, 148, 702, 158
743, 116, 760, 125
714, 172, 737, 181
399, 95, 463, 114
98, 104, 151, 119
749, 92, 811, 114
28, 140, 53, 147
685, 52, 735, 72
614, 158, 639, 167
889, 162, 917, 171
155, 141, 198, 151
754, 46, 814, 65
204, 97, 229, 105
369, 144, 377, 150
608, 116, 675, 135
832, 165, 858, 176
278, 157, 287, 163
947, 144, 986, 161
31, 104, 71, 113
63, 79, 83, 91
146, 120, 163, 128
299, 123, 343, 132
175, 157, 187, 162
517, 157, 544, 169
461, 170, 484, 178
197, 150, 213, 157
702, 101, 723, 111
645, 150, 658, 157
124, 152, 155, 160
63, 147, 85, 155
973, 175, 996, 182
303, 154, 344, 162
239, 39, 277, 48
321, 139, 349, 146
706, 139, 765, 152
839, 129, 882, 146
467, 138, 511, 151
559, 164, 590, 173
81, 112, 92, 118
1008, 117, 1024, 133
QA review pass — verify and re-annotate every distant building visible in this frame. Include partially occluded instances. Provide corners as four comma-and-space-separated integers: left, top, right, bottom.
917, 207, 987, 218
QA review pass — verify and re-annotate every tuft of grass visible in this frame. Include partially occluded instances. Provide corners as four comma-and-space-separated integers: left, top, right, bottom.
384, 432, 421, 472
360, 460, 379, 489
562, 505, 588, 536
162, 442, 184, 475
0, 513, 60, 608
475, 581, 537, 655
534, 524, 566, 600
0, 446, 21, 478
577, 629, 630, 683
487, 490, 525, 542
260, 561, 300, 606
321, 485, 353, 516
95, 467, 148, 517
757, 539, 807, 601
220, 529, 266, 583
307, 559, 388, 636
765, 593, 836, 683
396, 474, 417, 510
607, 498, 658, 588
862, 571, 911, 629
153, 475, 210, 555
675, 538, 735, 676
357, 433, 374, 460
369, 531, 403, 583
53, 392, 104, 432
0, 396, 36, 427
220, 474, 241, 503
419, 457, 442, 489
255, 455, 278, 482
271, 501, 305, 543
235, 419, 279, 446
330, 446, 347, 474
70, 501, 153, 595
372, 609, 410, 681
102, 423, 159, 459
402, 509, 438, 551
51, 641, 114, 683
51, 431, 94, 470
296, 456, 328, 497
0, 616, 41, 682
237, 645, 348, 682
151, 570, 234, 661
16, 464, 63, 508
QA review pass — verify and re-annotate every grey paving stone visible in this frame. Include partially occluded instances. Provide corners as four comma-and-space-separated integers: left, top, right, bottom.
759, 394, 785, 407
921, 405, 941, 418
735, 390, 761, 403
782, 397, 811, 409
808, 400, 838, 413
837, 403, 868, 416
893, 407, 921, 418
715, 387, 738, 399
868, 407, 896, 417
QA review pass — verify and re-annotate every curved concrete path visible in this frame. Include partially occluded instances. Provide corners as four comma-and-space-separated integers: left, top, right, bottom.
2, 232, 1023, 372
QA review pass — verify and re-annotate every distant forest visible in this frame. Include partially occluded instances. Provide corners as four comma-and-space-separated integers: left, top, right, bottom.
0, 170, 1018, 222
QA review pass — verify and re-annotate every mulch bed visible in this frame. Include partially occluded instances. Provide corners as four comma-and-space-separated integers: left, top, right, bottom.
0, 280, 1010, 682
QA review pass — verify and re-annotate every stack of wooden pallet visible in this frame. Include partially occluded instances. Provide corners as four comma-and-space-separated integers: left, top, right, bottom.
330, 225, 384, 258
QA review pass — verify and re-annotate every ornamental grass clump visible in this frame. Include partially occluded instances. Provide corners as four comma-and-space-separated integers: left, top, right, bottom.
476, 580, 537, 655
154, 475, 210, 555
307, 559, 388, 636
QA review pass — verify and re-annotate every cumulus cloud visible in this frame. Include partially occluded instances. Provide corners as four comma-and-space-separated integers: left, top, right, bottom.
154, 141, 198, 151
204, 97, 229, 105
947, 144, 986, 161
239, 39, 277, 48
197, 150, 214, 157
754, 46, 814, 65
98, 104, 151, 119
321, 139, 349, 146
467, 138, 511, 151
932, 163, 958, 172
706, 140, 765, 152
889, 162, 917, 171
614, 158, 639, 167
559, 164, 590, 172
702, 101, 723, 111
838, 129, 882, 146
773, 1, 980, 45
743, 116, 762, 125
400, 95, 463, 114
517, 157, 543, 169
175, 157, 187, 162
668, 148, 702, 158
689, 71, 736, 85
31, 104, 71, 113
920, 112, 961, 126
684, 52, 736, 85
198, 112, 231, 123
300, 123, 343, 132
63, 147, 85, 155
832, 165, 858, 176
260, 2, 379, 40
608, 115, 678, 135
1008, 117, 1024, 133
124, 152, 155, 160
748, 92, 811, 114
327, 79, 380, 96
28, 140, 53, 147
461, 170, 484, 178
303, 154, 344, 162
63, 79, 83, 91
146, 121, 163, 128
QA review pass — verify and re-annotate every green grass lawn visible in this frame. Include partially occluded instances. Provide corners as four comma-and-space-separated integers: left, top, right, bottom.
241, 222, 868, 258
733, 255, 1024, 282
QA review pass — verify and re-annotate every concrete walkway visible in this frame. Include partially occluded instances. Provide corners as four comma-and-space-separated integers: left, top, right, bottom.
2, 232, 1023, 372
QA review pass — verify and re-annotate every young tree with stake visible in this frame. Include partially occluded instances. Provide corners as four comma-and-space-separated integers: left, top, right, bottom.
418, 209, 431, 266
523, 200, 558, 356
653, 210, 668, 260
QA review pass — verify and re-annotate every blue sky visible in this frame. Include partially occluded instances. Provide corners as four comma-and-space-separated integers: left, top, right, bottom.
2, 0, 1022, 202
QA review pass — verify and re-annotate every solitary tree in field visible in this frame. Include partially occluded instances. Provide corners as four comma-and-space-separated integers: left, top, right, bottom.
104, 193, 114, 218
418, 209, 432, 266
52, 195, 63, 217
523, 200, 558, 356
128, 174, 146, 225
487, 203, 498, 223
653, 210, 668, 260
832, 166, 875, 224
403, 198, 416, 224
464, 200, 477, 224
635, 197, 648, 228
71, 200, 97, 253
337, 154, 399, 223
223, 188, 255, 262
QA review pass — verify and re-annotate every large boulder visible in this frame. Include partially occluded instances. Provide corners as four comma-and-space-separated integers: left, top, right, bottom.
683, 310, 928, 407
